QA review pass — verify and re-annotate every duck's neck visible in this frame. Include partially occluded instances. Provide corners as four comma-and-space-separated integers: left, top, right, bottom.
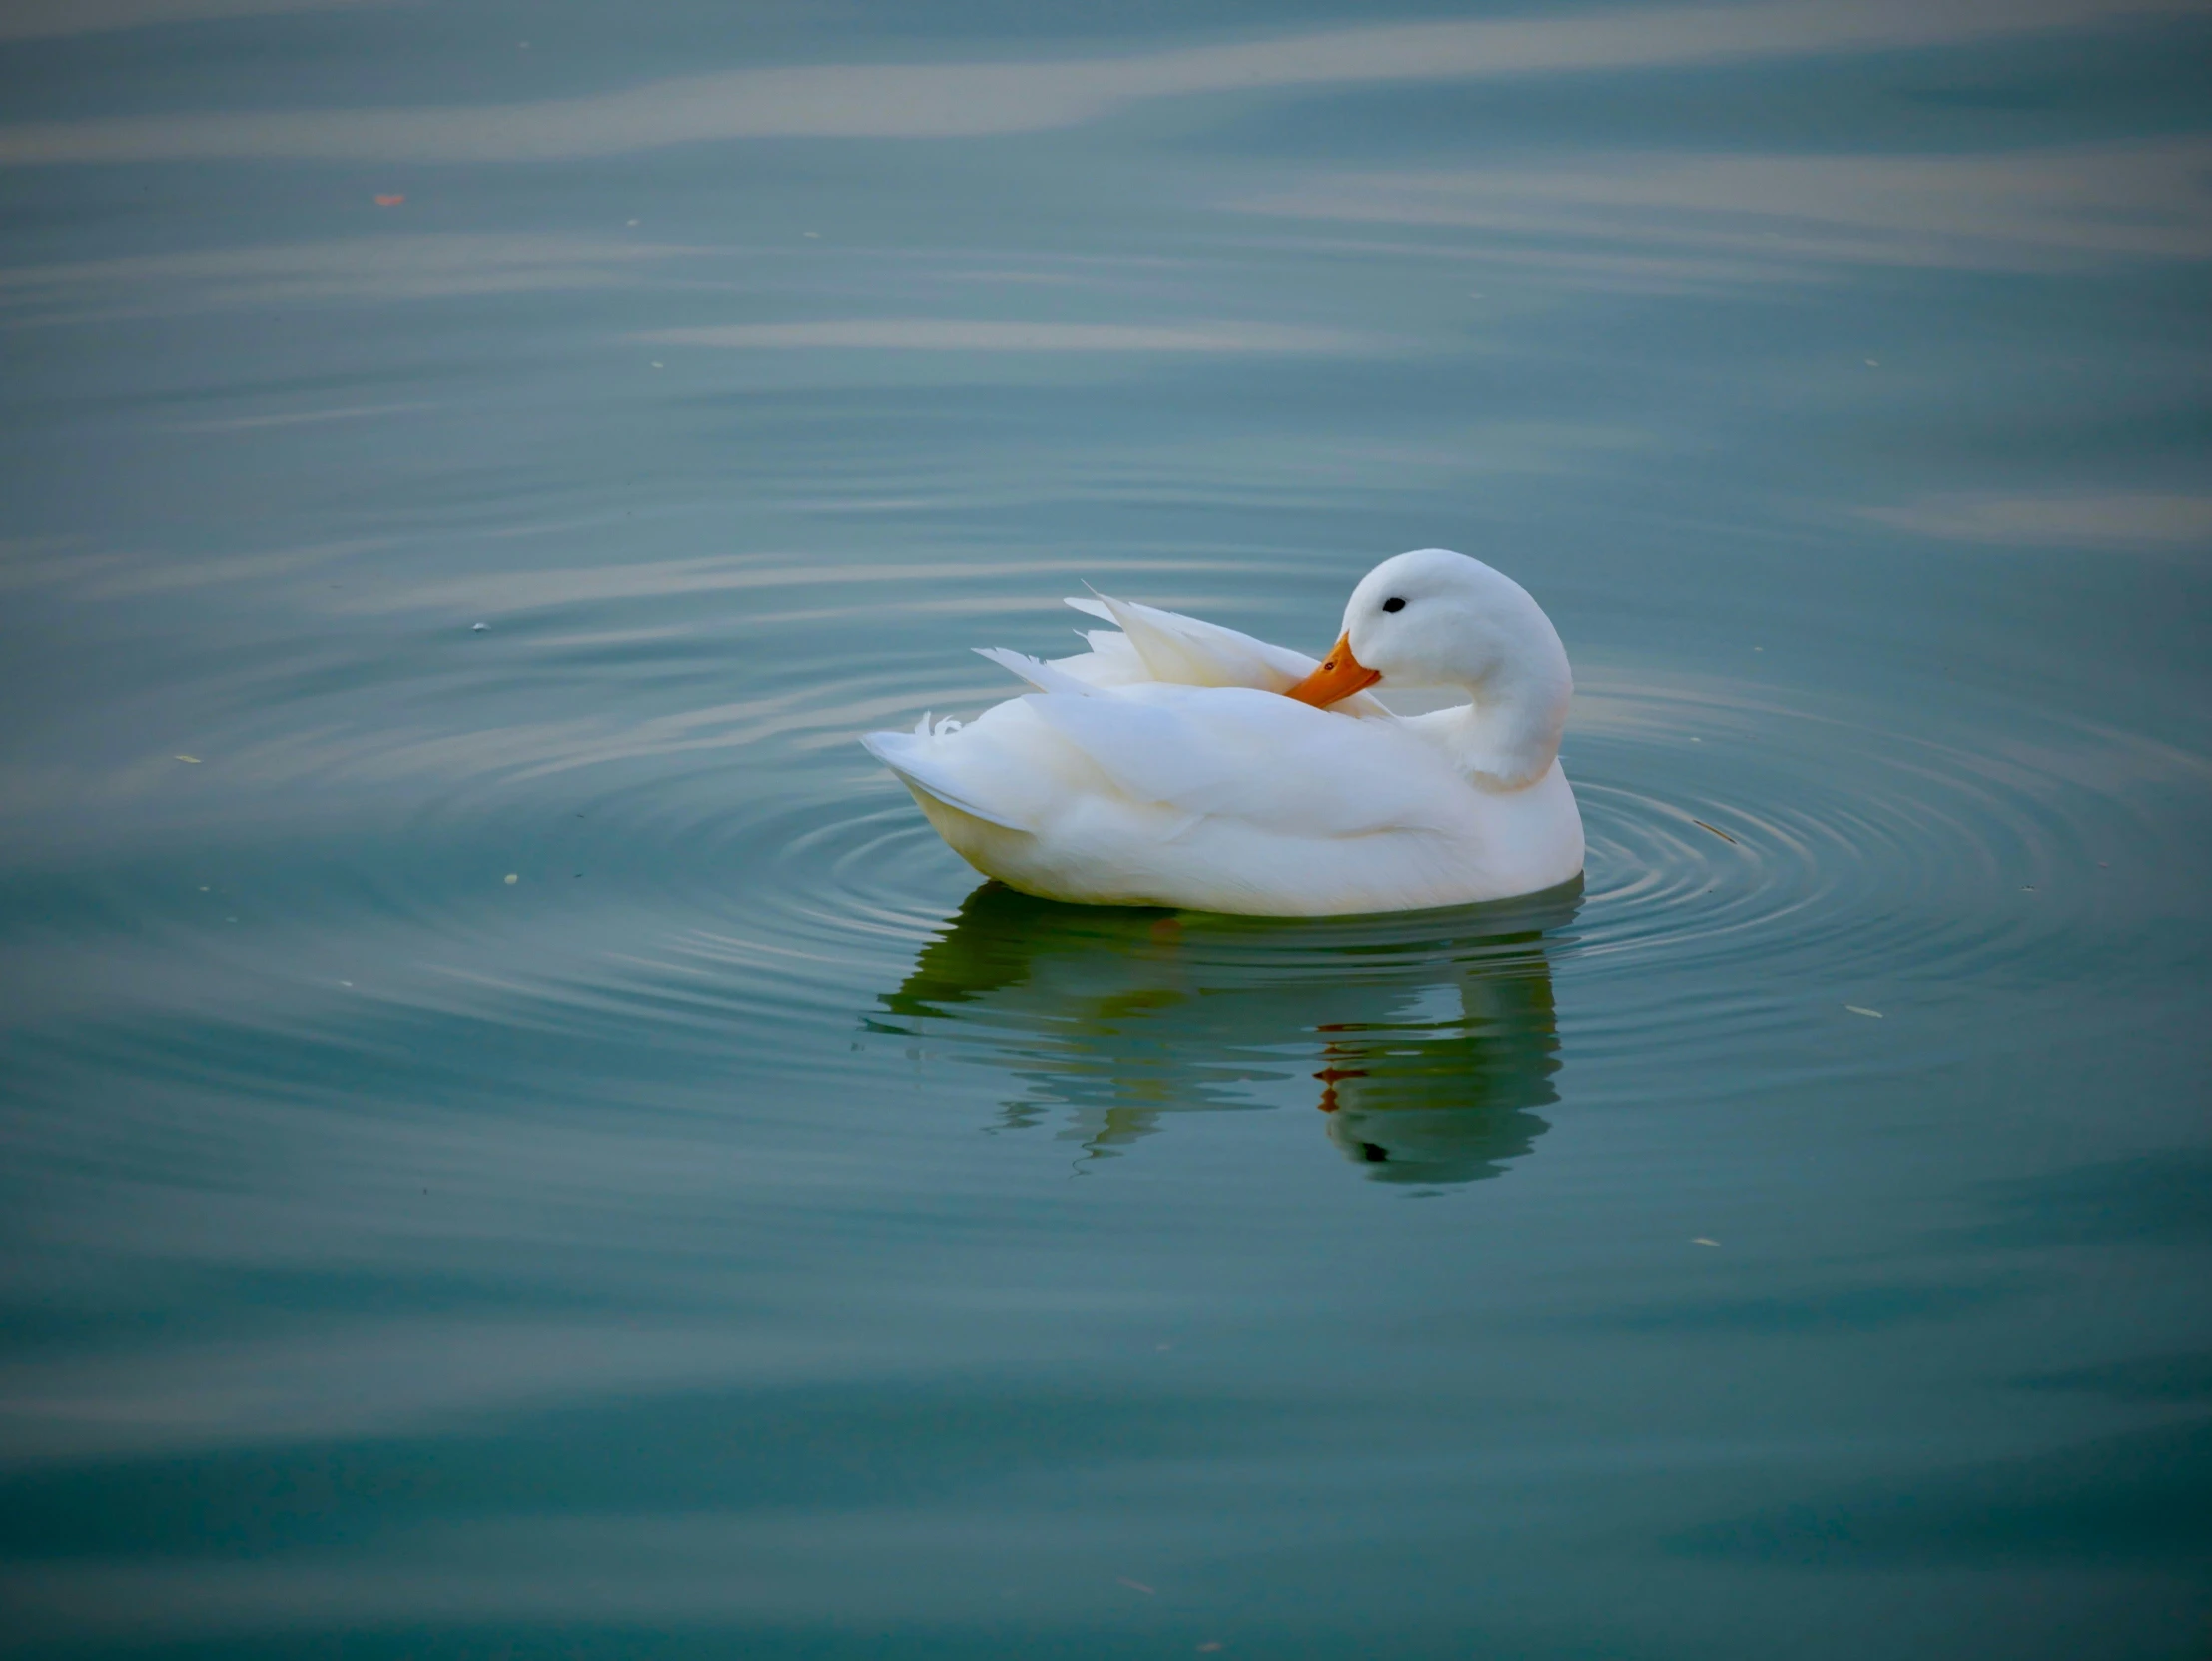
1411, 661, 1570, 792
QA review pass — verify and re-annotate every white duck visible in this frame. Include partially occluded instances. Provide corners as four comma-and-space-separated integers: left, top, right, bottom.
861, 548, 1583, 916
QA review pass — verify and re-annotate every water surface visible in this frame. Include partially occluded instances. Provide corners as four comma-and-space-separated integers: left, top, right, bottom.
2, 1, 2210, 1656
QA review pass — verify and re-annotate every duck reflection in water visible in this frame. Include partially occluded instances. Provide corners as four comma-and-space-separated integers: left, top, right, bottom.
870, 879, 1578, 1186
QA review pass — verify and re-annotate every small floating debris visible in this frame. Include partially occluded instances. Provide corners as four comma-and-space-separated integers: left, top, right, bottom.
1845, 1005, 1883, 1019
504, 873, 519, 885
470, 621, 489, 632
1692, 1237, 1719, 1246
1117, 1578, 1155, 1596
373, 194, 404, 208
1691, 819, 1737, 844
175, 754, 201, 763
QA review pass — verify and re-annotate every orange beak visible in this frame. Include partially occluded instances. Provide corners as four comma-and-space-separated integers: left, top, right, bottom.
1283, 632, 1381, 707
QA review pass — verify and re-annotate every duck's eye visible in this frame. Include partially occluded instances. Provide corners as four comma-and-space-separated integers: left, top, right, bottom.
1381, 596, 1406, 613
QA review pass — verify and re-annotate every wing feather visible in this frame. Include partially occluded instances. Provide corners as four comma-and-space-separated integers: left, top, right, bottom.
1059, 591, 1387, 715
1023, 685, 1451, 838
973, 646, 1097, 697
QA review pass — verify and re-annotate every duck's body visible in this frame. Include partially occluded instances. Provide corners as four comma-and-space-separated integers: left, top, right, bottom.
862, 549, 1583, 916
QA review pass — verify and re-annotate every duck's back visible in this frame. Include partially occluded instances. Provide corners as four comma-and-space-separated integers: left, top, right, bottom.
874, 684, 1581, 914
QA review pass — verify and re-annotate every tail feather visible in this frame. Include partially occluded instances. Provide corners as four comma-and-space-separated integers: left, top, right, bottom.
859, 730, 1032, 831
973, 646, 1096, 697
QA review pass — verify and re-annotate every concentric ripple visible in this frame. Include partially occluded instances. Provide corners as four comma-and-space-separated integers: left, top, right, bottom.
1569, 675, 2198, 986
484, 641, 2206, 1154
10, 559, 2206, 1173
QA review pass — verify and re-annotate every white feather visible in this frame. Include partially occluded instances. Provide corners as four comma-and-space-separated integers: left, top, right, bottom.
1058, 592, 1390, 715
861, 552, 1584, 915
972, 646, 1097, 698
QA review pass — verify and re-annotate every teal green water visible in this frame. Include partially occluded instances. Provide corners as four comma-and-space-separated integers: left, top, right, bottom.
2, 2, 2210, 1656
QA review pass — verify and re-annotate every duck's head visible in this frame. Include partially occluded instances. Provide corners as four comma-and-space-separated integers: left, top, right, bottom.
1286, 547, 1569, 710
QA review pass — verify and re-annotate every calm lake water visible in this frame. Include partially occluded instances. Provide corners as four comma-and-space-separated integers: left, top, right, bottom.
3, 2, 2210, 1656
